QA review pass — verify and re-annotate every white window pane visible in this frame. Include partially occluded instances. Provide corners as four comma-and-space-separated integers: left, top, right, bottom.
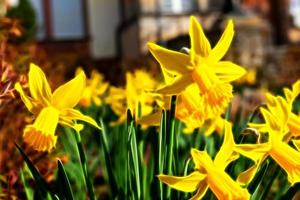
51, 0, 84, 39
29, 0, 45, 40
160, 0, 194, 13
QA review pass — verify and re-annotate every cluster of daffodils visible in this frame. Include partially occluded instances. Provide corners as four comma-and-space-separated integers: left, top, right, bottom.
150, 17, 300, 199
14, 16, 300, 200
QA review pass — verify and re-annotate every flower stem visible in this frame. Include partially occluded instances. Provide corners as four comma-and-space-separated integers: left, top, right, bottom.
74, 132, 96, 200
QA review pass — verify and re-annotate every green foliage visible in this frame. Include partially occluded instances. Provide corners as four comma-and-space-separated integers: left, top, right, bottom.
17, 101, 298, 199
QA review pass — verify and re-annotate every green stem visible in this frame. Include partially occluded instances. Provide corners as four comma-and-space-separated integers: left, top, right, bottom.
165, 96, 177, 199
74, 132, 96, 200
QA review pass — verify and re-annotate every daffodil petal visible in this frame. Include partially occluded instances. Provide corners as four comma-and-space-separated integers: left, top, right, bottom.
15, 82, 36, 113
208, 20, 234, 61
61, 108, 101, 130
158, 171, 206, 193
52, 71, 86, 109
291, 80, 300, 101
260, 107, 280, 133
288, 113, 300, 137
265, 94, 290, 125
138, 111, 162, 126
213, 61, 246, 82
148, 42, 192, 75
284, 88, 293, 104
189, 16, 211, 58
270, 141, 300, 185
237, 164, 260, 186
214, 121, 236, 169
156, 74, 193, 95
28, 63, 52, 106
189, 180, 208, 200
191, 148, 214, 170
59, 118, 84, 133
234, 143, 270, 164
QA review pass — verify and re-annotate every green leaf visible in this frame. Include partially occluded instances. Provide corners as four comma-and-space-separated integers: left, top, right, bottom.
73, 130, 96, 200
99, 119, 118, 197
280, 181, 300, 199
256, 164, 281, 200
158, 110, 167, 199
15, 143, 53, 200
165, 95, 177, 199
20, 167, 34, 200
128, 122, 141, 199
248, 160, 269, 198
56, 160, 74, 200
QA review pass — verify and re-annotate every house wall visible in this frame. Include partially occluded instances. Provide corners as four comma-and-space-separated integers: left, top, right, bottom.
87, 0, 120, 59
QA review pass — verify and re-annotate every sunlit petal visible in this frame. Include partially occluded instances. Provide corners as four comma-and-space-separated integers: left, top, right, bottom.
235, 143, 270, 164
237, 164, 260, 186
28, 63, 52, 106
52, 71, 86, 109
60, 108, 101, 130
214, 122, 236, 169
158, 171, 206, 192
189, 16, 211, 59
156, 74, 193, 95
191, 148, 214, 171
148, 42, 192, 75
15, 82, 37, 113
208, 20, 234, 62
213, 61, 246, 82
189, 180, 208, 200
138, 111, 162, 126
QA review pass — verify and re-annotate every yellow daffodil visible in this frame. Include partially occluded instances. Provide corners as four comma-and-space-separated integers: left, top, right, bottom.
15, 63, 101, 152
283, 80, 300, 137
106, 70, 158, 126
249, 80, 300, 139
236, 69, 256, 85
241, 93, 300, 185
175, 84, 206, 132
139, 82, 229, 134
148, 16, 246, 118
158, 122, 250, 200
76, 68, 109, 107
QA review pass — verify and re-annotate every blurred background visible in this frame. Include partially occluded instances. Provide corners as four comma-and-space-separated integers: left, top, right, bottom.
2, 0, 300, 85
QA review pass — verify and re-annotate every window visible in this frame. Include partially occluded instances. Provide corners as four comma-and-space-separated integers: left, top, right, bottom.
160, 0, 195, 14
29, 0, 87, 41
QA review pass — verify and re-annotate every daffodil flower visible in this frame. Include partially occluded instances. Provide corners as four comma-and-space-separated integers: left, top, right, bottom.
139, 82, 229, 134
106, 70, 157, 126
240, 93, 300, 185
249, 81, 300, 140
15, 63, 101, 152
77, 68, 109, 107
158, 122, 250, 200
283, 80, 300, 138
148, 16, 246, 117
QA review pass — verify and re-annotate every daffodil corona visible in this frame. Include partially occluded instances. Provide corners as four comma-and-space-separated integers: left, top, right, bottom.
15, 63, 101, 152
